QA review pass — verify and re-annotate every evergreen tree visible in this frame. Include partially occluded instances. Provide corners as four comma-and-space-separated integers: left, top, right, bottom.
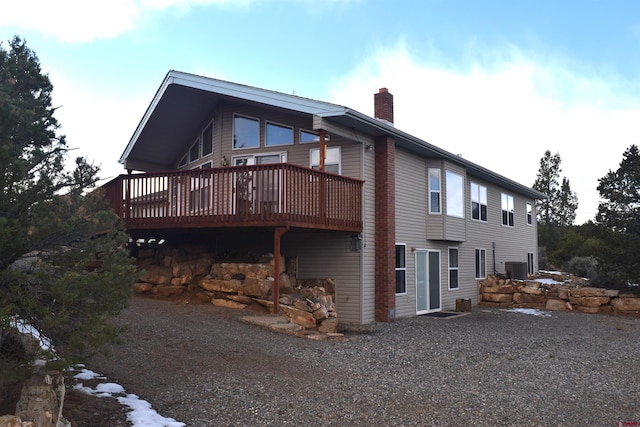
533, 150, 561, 224
0, 36, 137, 367
532, 150, 578, 226
557, 177, 578, 226
595, 144, 640, 286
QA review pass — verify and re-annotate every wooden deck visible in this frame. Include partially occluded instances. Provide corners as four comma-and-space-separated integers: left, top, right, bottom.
103, 163, 363, 233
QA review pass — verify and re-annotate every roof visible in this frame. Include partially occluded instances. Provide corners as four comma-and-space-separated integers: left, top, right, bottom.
120, 70, 546, 200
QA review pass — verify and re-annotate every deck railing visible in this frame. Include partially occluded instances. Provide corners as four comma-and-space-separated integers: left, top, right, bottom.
103, 163, 363, 232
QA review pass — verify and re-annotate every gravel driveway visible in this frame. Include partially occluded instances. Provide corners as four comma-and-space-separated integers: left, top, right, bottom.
90, 296, 640, 427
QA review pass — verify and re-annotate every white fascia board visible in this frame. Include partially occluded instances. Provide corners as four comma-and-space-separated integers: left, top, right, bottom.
170, 71, 346, 115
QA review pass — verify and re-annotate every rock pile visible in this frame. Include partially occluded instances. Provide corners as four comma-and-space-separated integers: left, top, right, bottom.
0, 371, 70, 427
132, 244, 339, 333
479, 274, 640, 314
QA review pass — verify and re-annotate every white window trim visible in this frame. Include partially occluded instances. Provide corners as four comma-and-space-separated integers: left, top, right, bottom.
396, 243, 407, 296
526, 202, 533, 225
446, 170, 464, 218
475, 248, 487, 279
501, 193, 515, 228
428, 168, 441, 215
231, 152, 288, 166
177, 119, 214, 169
265, 121, 294, 147
470, 182, 488, 222
310, 146, 341, 174
448, 247, 459, 290
232, 113, 260, 150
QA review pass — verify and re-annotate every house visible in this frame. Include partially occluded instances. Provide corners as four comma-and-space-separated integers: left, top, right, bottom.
106, 70, 545, 325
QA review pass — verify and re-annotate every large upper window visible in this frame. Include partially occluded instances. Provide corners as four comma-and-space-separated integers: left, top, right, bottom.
233, 115, 259, 149
310, 147, 341, 174
428, 168, 441, 214
475, 248, 486, 279
501, 193, 514, 227
202, 123, 213, 156
266, 122, 293, 146
446, 171, 464, 218
396, 244, 407, 294
448, 247, 459, 290
300, 130, 319, 143
177, 120, 214, 168
471, 182, 487, 222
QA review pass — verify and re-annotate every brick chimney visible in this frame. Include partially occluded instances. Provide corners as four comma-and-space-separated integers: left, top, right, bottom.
374, 87, 394, 124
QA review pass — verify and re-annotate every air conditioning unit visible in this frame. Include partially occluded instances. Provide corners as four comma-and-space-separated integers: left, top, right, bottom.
505, 262, 528, 280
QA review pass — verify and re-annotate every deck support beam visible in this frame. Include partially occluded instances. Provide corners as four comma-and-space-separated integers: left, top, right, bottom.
272, 226, 289, 315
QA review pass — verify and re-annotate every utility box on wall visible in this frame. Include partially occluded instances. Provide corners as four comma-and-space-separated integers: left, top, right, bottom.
505, 262, 528, 280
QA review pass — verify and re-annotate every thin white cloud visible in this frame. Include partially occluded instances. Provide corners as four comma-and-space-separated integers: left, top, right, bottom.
330, 42, 640, 224
0, 0, 242, 43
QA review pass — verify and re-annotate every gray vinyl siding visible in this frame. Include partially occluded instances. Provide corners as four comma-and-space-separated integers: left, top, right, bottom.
173, 101, 363, 180
394, 148, 427, 318
394, 148, 539, 315
284, 231, 362, 324
359, 134, 377, 324
465, 177, 538, 276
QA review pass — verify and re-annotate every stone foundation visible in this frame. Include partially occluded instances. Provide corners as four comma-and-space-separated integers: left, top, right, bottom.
479, 274, 640, 315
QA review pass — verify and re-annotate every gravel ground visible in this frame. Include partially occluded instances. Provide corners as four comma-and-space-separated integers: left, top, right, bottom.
90, 296, 640, 427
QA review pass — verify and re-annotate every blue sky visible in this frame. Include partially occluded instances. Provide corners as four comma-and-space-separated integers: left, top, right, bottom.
2, 0, 640, 224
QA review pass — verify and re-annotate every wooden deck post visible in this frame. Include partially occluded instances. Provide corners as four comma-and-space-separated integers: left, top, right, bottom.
272, 226, 289, 315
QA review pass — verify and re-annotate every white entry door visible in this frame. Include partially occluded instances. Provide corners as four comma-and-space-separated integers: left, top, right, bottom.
416, 250, 441, 314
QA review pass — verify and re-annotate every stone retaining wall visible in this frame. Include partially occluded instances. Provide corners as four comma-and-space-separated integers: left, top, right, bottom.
132, 244, 339, 333
479, 275, 640, 314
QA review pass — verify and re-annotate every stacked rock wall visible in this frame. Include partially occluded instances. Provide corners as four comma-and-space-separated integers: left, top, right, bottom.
132, 244, 339, 332
479, 275, 640, 315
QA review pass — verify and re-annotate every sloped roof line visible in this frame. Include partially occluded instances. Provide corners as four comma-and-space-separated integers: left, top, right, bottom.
120, 70, 546, 200
119, 70, 348, 164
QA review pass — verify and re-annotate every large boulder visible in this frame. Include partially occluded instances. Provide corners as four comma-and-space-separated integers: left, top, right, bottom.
139, 265, 173, 286
199, 279, 242, 294
611, 296, 640, 312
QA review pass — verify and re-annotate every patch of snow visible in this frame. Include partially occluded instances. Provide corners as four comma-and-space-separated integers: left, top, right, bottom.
539, 270, 564, 275
504, 308, 553, 317
71, 367, 185, 427
10, 317, 53, 351
534, 278, 565, 285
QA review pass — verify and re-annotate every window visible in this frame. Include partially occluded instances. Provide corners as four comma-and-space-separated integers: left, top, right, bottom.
233, 115, 259, 149
527, 252, 534, 276
428, 168, 441, 214
448, 248, 459, 290
446, 171, 464, 218
266, 122, 293, 146
310, 147, 341, 174
527, 202, 533, 225
300, 130, 319, 143
202, 123, 213, 156
176, 120, 214, 168
475, 248, 486, 279
471, 182, 487, 222
189, 139, 200, 163
501, 193, 514, 227
396, 244, 406, 294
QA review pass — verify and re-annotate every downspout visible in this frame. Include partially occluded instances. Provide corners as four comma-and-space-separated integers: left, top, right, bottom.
359, 139, 366, 325
492, 241, 496, 275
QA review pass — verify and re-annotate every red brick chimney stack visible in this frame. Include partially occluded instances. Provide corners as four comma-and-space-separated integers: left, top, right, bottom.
374, 87, 394, 124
